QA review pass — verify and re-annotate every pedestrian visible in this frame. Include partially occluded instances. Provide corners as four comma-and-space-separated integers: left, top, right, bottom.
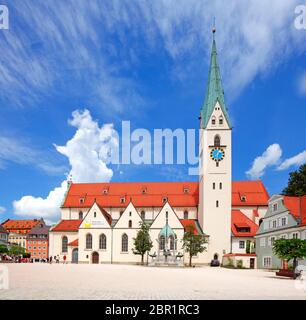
49, 256, 52, 264
63, 255, 67, 264
56, 255, 60, 263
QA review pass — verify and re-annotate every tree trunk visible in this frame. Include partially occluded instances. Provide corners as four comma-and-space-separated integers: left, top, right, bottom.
189, 253, 192, 267
293, 257, 298, 279
141, 254, 144, 265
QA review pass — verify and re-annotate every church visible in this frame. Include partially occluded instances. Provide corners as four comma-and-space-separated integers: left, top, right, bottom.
49, 30, 269, 267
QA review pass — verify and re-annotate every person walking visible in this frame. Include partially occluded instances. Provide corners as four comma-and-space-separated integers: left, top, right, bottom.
49, 256, 53, 264
56, 255, 60, 263
63, 255, 67, 264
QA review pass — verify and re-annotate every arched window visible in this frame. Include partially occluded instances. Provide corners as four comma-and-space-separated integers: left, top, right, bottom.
159, 236, 165, 251
214, 135, 221, 147
211, 116, 216, 125
219, 182, 222, 190
99, 234, 106, 250
169, 235, 176, 250
128, 220, 132, 228
184, 211, 189, 220
219, 116, 223, 125
86, 234, 92, 249
141, 211, 145, 220
216, 200, 219, 208
62, 236, 68, 253
213, 182, 216, 190
79, 211, 83, 220
121, 234, 128, 252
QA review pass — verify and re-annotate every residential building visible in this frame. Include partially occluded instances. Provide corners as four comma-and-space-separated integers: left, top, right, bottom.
26, 222, 50, 260
0, 225, 9, 246
255, 194, 306, 269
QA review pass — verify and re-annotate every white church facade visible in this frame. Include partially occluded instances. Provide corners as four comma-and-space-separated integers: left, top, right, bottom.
49, 31, 269, 267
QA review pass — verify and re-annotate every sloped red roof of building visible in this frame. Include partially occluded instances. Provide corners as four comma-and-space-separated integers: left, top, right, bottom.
283, 195, 306, 219
301, 196, 306, 226
1, 219, 42, 235
51, 220, 82, 232
62, 180, 269, 208
180, 220, 199, 235
68, 239, 78, 247
231, 210, 258, 237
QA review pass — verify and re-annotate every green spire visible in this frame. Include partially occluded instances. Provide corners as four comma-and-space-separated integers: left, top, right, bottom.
201, 29, 231, 129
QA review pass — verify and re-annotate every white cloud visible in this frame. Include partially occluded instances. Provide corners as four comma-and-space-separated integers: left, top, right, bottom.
0, 206, 6, 214
13, 109, 118, 222
246, 144, 282, 179
277, 150, 306, 170
1, 1, 305, 109
298, 72, 306, 95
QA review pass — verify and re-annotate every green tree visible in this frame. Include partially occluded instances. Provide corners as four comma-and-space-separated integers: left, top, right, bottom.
8, 245, 26, 256
182, 225, 207, 267
132, 222, 153, 265
282, 164, 306, 196
273, 238, 306, 277
0, 244, 9, 254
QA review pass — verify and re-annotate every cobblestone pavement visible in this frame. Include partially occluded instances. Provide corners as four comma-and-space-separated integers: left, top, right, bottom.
0, 264, 305, 300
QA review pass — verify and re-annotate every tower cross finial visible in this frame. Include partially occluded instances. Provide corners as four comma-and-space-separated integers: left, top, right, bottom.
212, 17, 216, 35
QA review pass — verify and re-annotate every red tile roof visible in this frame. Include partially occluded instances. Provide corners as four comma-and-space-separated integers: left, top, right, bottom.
62, 181, 269, 208
301, 196, 306, 226
283, 195, 306, 220
231, 210, 258, 237
51, 220, 82, 232
1, 219, 42, 235
68, 239, 78, 247
180, 220, 199, 235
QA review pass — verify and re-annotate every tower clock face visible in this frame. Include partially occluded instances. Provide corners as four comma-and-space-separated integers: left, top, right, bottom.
210, 148, 225, 162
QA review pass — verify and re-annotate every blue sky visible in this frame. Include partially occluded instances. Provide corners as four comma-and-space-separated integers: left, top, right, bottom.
0, 1, 306, 222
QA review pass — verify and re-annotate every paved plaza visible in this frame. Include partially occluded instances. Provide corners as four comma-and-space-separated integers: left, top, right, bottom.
0, 264, 305, 300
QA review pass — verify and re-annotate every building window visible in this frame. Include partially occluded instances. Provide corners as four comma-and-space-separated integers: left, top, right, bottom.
128, 220, 132, 228
281, 217, 287, 226
120, 197, 125, 204
292, 232, 299, 239
273, 203, 278, 212
79, 198, 85, 204
99, 234, 106, 250
216, 200, 219, 208
214, 135, 221, 147
260, 238, 266, 247
219, 182, 222, 190
86, 234, 92, 249
62, 236, 68, 253
213, 183, 216, 190
239, 241, 245, 249
184, 211, 189, 220
94, 212, 97, 218
183, 188, 189, 194
269, 237, 276, 246
141, 211, 145, 220
263, 257, 272, 268
216, 162, 219, 167
79, 211, 83, 220
212, 116, 216, 125
162, 197, 168, 204
159, 236, 165, 251
121, 234, 128, 252
240, 196, 246, 202
219, 116, 223, 125
272, 220, 277, 228
169, 235, 176, 250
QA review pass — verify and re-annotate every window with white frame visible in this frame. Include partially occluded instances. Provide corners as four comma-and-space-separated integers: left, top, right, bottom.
281, 217, 287, 227
260, 237, 266, 247
272, 220, 277, 228
263, 256, 272, 268
273, 203, 278, 212
239, 240, 245, 249
292, 232, 299, 239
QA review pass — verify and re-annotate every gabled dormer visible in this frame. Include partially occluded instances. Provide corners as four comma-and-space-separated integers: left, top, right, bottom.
114, 202, 142, 229
79, 202, 112, 229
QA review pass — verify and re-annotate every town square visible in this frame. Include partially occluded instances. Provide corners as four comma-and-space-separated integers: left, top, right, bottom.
0, 1, 306, 303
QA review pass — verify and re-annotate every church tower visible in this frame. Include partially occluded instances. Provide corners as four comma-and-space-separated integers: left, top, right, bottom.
198, 28, 232, 261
